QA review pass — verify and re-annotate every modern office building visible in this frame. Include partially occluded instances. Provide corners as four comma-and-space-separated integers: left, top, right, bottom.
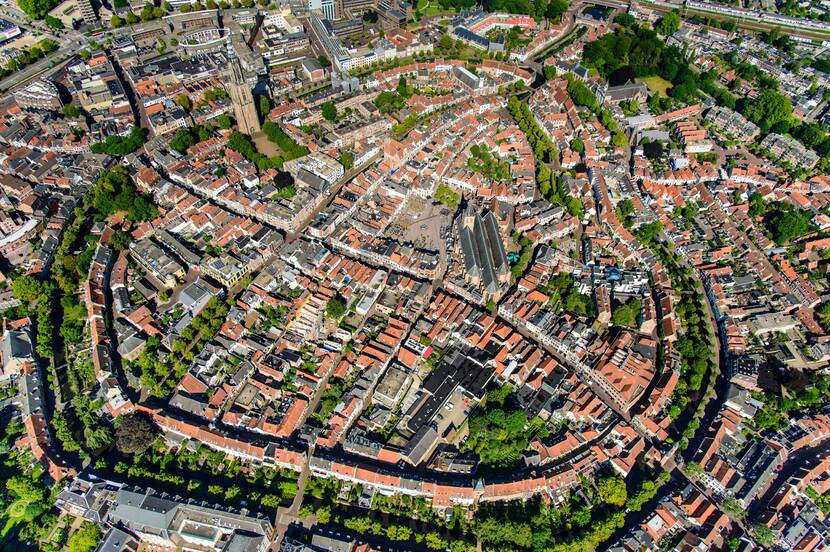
309, 0, 336, 19
76, 0, 98, 25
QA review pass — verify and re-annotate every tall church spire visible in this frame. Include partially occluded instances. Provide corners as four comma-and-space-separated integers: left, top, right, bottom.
226, 46, 261, 135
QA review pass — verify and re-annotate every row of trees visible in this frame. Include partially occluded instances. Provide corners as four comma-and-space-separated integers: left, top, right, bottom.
106, 431, 297, 512
1, 38, 59, 76
506, 96, 556, 163
301, 476, 475, 551
110, 1, 166, 27
565, 76, 629, 149
9, 273, 55, 358
130, 298, 230, 396
90, 126, 147, 156
640, 234, 716, 429
472, 470, 671, 551
489, 0, 569, 20
506, 96, 587, 221
347, 515, 473, 551
262, 121, 310, 162
511, 233, 534, 280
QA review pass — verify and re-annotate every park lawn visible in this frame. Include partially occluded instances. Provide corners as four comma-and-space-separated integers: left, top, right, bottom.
424, 5, 456, 15
641, 76, 673, 96
414, 0, 457, 17
434, 184, 461, 207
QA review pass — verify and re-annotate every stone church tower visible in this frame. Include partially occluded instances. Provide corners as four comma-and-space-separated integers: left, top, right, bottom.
227, 56, 260, 135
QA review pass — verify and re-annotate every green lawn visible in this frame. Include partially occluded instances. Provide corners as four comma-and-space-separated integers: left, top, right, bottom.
414, 0, 457, 18
640, 76, 673, 96
434, 184, 461, 207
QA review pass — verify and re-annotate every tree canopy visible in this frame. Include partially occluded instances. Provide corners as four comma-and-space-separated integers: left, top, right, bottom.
612, 298, 641, 328
655, 11, 680, 36
90, 126, 147, 156
67, 523, 103, 552
742, 89, 793, 133
91, 166, 158, 222
18, 0, 60, 19
462, 385, 543, 469
115, 413, 158, 455
325, 296, 346, 319
582, 25, 734, 106
321, 101, 338, 121
753, 199, 814, 245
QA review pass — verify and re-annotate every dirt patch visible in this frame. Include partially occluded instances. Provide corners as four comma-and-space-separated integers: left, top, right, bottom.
251, 131, 282, 158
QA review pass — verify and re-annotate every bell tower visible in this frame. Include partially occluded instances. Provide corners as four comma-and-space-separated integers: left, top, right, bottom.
227, 56, 261, 135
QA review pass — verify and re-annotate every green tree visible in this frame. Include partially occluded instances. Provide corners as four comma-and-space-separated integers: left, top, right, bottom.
175, 94, 192, 111
339, 151, 354, 170
762, 202, 812, 244
752, 523, 775, 547
546, 0, 568, 22
438, 34, 453, 50
44, 15, 64, 29
259, 95, 271, 119
11, 275, 44, 302
18, 0, 59, 19
90, 126, 147, 156
612, 131, 628, 148
742, 89, 792, 132
63, 104, 83, 118
425, 531, 447, 550
321, 101, 338, 121
615, 12, 636, 26
655, 11, 681, 35
612, 298, 641, 328
684, 461, 704, 479
169, 128, 197, 153
115, 413, 158, 454
463, 385, 533, 468
216, 114, 232, 129
316, 505, 331, 524
721, 497, 746, 520
67, 522, 102, 552
325, 296, 346, 319
109, 229, 132, 252
819, 303, 830, 332
111, 14, 124, 27
597, 475, 628, 507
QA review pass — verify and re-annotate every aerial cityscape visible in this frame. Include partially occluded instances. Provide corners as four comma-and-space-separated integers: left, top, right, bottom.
0, 0, 828, 550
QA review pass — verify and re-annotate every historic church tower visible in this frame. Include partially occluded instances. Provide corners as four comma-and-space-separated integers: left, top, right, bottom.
227, 56, 260, 135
